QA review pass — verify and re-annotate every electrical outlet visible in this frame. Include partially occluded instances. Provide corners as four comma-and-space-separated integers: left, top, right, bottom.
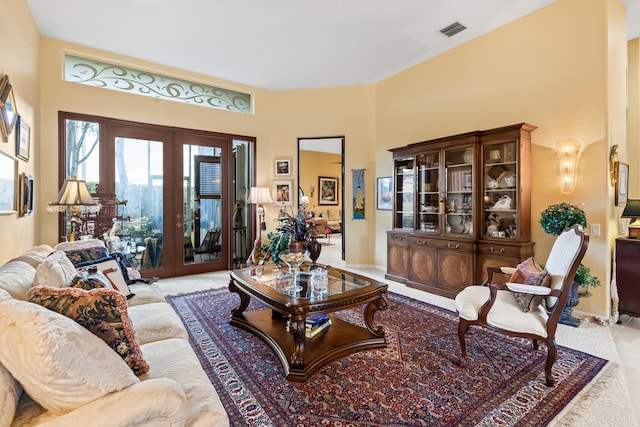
590, 224, 600, 236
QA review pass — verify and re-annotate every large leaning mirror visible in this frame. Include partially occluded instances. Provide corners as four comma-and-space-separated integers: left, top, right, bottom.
298, 137, 345, 261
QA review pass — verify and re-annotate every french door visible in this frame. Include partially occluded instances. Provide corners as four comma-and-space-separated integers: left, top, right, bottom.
60, 112, 252, 278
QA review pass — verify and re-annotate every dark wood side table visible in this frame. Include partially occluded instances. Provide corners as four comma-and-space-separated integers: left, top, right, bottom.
616, 237, 640, 317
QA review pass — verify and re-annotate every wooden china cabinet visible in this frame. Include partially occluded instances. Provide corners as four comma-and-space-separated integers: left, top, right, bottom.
386, 123, 536, 299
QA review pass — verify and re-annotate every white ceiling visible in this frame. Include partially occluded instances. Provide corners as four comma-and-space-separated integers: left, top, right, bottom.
27, 0, 640, 91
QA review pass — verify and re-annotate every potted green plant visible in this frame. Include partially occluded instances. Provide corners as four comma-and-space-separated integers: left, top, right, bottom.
539, 202, 600, 327
264, 208, 316, 264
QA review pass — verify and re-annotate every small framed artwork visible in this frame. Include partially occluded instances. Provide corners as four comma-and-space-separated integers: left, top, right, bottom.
615, 161, 629, 206
376, 177, 393, 210
16, 116, 30, 161
274, 158, 292, 176
0, 151, 17, 214
0, 75, 19, 143
273, 179, 293, 206
319, 176, 339, 205
19, 173, 33, 216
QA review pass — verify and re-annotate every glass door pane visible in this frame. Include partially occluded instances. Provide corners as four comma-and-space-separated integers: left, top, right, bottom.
394, 157, 415, 230
482, 140, 518, 239
445, 146, 474, 236
416, 152, 440, 233
115, 137, 164, 272
184, 146, 224, 265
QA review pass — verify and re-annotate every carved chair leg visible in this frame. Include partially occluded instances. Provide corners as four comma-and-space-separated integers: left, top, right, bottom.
544, 339, 558, 387
458, 319, 469, 359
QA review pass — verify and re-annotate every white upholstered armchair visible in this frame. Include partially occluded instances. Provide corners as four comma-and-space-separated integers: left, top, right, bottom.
454, 225, 588, 387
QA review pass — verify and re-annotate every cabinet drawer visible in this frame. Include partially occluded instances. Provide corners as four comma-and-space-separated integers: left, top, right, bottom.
387, 232, 409, 243
430, 239, 474, 251
476, 242, 529, 257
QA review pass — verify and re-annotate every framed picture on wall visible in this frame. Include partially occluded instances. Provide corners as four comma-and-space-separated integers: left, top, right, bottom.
376, 177, 393, 210
0, 151, 17, 214
615, 161, 629, 206
16, 116, 30, 161
318, 176, 339, 205
273, 179, 293, 206
20, 173, 33, 216
274, 158, 292, 176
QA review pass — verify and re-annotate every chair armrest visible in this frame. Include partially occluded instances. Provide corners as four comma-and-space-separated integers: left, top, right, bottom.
505, 282, 551, 295
500, 267, 517, 275
39, 378, 187, 427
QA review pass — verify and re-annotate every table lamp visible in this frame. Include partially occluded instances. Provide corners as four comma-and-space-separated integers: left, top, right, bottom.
621, 199, 640, 238
246, 186, 273, 264
47, 176, 99, 241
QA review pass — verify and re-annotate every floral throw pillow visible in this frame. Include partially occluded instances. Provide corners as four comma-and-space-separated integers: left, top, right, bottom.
509, 257, 552, 312
27, 287, 149, 375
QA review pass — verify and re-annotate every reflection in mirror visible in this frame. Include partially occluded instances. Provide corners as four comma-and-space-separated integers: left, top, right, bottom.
298, 137, 345, 261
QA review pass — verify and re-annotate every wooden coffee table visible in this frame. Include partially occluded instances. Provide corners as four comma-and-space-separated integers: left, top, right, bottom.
228, 264, 388, 382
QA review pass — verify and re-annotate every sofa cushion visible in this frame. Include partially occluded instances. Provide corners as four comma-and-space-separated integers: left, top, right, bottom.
127, 283, 166, 306
140, 338, 229, 427
0, 297, 139, 414
33, 251, 77, 288
0, 260, 37, 301
27, 287, 149, 375
9, 244, 54, 268
1, 361, 22, 427
54, 238, 107, 252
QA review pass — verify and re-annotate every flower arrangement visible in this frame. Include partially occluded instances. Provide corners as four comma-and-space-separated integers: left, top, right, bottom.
539, 202, 598, 295
539, 202, 587, 236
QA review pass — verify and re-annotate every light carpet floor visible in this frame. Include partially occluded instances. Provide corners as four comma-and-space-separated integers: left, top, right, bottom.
154, 267, 638, 427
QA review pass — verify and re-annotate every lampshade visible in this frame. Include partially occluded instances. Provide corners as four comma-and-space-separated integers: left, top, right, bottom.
622, 199, 640, 238
555, 138, 582, 194
247, 187, 273, 205
622, 199, 640, 219
47, 177, 98, 212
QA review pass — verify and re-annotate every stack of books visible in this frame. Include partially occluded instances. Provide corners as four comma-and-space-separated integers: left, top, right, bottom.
288, 314, 331, 338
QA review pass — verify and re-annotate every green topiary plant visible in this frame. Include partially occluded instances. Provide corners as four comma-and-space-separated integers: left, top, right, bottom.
539, 202, 598, 296
539, 202, 587, 236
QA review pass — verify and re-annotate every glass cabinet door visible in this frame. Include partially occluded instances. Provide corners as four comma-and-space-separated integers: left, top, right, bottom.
394, 157, 415, 230
416, 151, 440, 233
444, 146, 474, 236
481, 140, 518, 239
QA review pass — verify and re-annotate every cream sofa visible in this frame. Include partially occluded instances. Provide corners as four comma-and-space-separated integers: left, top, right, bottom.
314, 209, 342, 233
0, 243, 229, 427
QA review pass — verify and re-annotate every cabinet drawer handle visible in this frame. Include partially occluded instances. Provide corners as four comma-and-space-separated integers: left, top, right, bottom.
416, 239, 427, 245
490, 247, 505, 254
447, 243, 460, 249
391, 235, 402, 241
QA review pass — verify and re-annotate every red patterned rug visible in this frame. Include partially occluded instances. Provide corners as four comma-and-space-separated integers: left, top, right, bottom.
167, 288, 607, 426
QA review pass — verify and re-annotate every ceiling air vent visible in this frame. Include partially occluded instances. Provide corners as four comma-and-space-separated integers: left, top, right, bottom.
440, 21, 467, 38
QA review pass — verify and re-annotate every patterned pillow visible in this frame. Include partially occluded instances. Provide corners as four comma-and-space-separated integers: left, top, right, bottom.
70, 271, 113, 290
75, 255, 133, 298
27, 287, 149, 375
512, 270, 552, 312
509, 257, 551, 312
64, 246, 109, 265
509, 257, 543, 284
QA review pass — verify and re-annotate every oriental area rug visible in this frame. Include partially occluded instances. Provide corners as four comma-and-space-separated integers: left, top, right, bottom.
167, 289, 608, 426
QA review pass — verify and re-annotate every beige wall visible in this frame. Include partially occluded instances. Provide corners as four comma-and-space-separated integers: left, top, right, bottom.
374, 0, 626, 317
1, 0, 634, 317
0, 0, 40, 265
36, 39, 376, 264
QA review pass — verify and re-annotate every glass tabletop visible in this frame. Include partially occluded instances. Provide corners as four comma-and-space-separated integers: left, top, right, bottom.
238, 263, 372, 299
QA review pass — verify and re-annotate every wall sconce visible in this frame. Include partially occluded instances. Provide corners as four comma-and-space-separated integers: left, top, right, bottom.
621, 199, 640, 238
555, 138, 582, 194
310, 185, 315, 198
